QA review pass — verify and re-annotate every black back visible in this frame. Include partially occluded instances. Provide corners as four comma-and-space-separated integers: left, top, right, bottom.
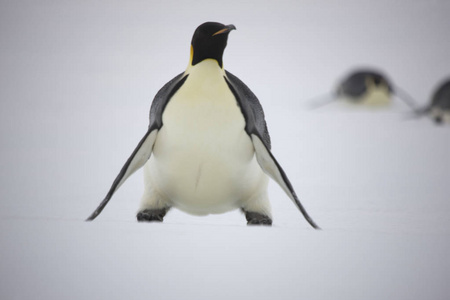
337, 70, 393, 99
225, 71, 271, 150
148, 72, 188, 131
431, 79, 450, 110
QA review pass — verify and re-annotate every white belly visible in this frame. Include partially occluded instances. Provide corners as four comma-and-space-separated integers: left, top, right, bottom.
341, 85, 392, 108
145, 60, 266, 215
359, 88, 391, 106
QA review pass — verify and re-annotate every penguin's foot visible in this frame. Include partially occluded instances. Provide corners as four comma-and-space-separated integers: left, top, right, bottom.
244, 211, 272, 226
137, 207, 169, 222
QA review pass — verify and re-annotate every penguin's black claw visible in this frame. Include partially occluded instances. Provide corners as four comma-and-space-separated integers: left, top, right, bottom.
137, 208, 169, 222
244, 211, 272, 226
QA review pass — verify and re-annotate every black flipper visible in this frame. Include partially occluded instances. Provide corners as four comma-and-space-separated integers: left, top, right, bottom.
225, 71, 320, 229
86, 130, 158, 221
392, 84, 418, 110
86, 73, 188, 221
251, 135, 320, 229
308, 92, 336, 109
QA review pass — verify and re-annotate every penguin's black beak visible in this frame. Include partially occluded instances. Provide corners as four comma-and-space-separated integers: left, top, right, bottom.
212, 24, 236, 36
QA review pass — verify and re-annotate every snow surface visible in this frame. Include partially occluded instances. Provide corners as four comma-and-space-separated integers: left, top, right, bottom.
1, 1, 450, 299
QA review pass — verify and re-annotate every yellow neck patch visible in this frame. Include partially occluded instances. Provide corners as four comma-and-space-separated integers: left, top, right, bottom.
189, 45, 194, 66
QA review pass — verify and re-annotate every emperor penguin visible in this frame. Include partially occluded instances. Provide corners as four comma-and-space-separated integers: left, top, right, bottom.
87, 22, 319, 228
311, 68, 417, 109
414, 78, 450, 124
336, 69, 394, 106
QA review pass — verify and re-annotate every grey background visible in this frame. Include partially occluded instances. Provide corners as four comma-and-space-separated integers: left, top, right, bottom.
1, 1, 450, 299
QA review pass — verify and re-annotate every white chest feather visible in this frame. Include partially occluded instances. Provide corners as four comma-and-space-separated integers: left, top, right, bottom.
146, 60, 266, 214
341, 86, 392, 107
359, 87, 391, 106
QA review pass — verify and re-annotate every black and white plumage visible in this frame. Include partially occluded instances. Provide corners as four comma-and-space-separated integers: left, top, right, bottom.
87, 22, 319, 229
337, 70, 393, 104
414, 78, 450, 124
311, 68, 417, 109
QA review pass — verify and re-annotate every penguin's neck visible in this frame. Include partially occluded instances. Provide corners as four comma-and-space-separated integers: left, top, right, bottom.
184, 59, 226, 88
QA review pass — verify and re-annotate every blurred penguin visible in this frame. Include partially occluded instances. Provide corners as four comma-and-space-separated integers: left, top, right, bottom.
311, 68, 417, 110
414, 78, 450, 124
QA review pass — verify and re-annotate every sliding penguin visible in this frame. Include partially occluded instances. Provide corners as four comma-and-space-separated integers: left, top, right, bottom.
337, 70, 393, 106
86, 22, 319, 228
414, 78, 450, 124
311, 68, 417, 109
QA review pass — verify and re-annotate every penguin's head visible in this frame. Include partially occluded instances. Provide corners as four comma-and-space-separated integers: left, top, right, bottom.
190, 22, 236, 68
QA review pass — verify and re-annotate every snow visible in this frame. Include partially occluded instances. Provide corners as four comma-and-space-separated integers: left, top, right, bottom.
2, 217, 448, 300
1, 1, 450, 299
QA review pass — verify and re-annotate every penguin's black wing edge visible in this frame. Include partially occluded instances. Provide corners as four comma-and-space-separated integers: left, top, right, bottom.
86, 129, 158, 221
224, 71, 271, 149
392, 84, 418, 110
252, 135, 320, 229
225, 71, 320, 229
86, 72, 188, 221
